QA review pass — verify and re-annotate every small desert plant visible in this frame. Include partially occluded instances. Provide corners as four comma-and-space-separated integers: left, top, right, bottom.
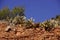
39, 15, 60, 31
55, 15, 60, 21
12, 16, 27, 25
24, 17, 35, 28
40, 20, 54, 31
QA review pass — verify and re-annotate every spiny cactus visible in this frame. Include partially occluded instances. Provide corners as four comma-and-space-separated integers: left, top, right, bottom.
39, 15, 60, 31
40, 20, 54, 31
24, 17, 35, 28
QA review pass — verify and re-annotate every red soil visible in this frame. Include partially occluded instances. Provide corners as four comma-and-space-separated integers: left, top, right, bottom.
0, 23, 60, 40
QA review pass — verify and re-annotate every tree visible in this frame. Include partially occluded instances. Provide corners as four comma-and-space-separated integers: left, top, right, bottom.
0, 7, 10, 20
12, 7, 25, 17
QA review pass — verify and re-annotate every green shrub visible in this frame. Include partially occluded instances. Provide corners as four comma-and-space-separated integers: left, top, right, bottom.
55, 15, 60, 21
0, 7, 25, 20
12, 7, 25, 17
0, 7, 10, 20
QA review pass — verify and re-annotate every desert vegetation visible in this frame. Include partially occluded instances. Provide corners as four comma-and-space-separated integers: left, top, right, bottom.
0, 7, 60, 32
0, 7, 60, 40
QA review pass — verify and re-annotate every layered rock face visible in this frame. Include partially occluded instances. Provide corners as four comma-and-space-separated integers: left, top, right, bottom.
0, 23, 60, 40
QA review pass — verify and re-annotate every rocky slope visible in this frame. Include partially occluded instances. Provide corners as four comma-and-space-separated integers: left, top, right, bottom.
0, 23, 60, 40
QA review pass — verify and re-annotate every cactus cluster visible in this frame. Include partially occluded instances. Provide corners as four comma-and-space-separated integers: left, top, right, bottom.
39, 15, 60, 31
